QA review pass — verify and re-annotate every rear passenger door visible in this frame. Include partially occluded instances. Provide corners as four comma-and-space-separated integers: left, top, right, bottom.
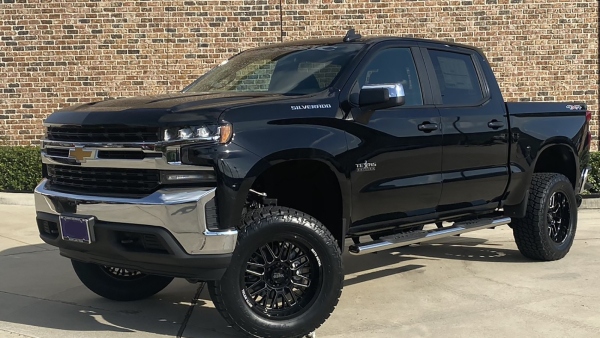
422, 46, 509, 211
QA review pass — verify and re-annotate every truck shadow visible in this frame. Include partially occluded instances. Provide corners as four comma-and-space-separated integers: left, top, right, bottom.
341, 234, 532, 286
0, 237, 530, 337
0, 244, 238, 338
344, 235, 533, 267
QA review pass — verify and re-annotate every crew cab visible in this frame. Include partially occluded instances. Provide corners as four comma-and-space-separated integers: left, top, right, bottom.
35, 30, 591, 338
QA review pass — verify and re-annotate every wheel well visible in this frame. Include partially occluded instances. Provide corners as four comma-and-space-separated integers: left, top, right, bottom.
249, 160, 344, 248
533, 145, 577, 187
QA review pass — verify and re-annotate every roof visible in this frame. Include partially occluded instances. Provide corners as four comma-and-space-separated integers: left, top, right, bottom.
249, 36, 483, 54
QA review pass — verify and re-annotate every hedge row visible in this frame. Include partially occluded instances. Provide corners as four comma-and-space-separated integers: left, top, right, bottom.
0, 146, 599, 193
587, 151, 600, 194
0, 146, 42, 192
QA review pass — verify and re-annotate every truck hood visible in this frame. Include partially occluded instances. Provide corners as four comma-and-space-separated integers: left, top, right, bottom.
45, 92, 292, 126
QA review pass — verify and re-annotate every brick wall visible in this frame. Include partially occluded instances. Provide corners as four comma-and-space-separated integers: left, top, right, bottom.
0, 0, 598, 149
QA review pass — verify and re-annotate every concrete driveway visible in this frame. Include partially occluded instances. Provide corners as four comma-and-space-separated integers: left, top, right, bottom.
1, 204, 599, 338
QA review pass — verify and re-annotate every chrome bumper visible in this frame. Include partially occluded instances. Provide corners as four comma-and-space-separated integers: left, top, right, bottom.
34, 179, 237, 255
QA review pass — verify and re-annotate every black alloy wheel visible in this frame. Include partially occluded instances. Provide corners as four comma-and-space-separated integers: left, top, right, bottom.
101, 266, 145, 280
208, 206, 343, 338
512, 173, 578, 261
242, 239, 321, 319
547, 191, 571, 244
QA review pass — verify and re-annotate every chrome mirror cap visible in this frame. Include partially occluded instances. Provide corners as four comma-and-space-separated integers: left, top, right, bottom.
361, 83, 405, 98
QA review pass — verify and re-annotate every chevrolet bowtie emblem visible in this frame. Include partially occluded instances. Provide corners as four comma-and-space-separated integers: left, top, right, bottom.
68, 147, 95, 163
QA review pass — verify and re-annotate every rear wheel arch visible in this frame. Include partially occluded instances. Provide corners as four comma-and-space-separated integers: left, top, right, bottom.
505, 143, 579, 218
532, 143, 578, 188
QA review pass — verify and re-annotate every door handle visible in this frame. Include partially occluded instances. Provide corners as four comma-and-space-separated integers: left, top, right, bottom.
488, 120, 505, 129
418, 122, 438, 132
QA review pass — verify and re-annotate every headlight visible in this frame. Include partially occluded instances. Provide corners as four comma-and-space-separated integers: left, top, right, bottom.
162, 123, 233, 144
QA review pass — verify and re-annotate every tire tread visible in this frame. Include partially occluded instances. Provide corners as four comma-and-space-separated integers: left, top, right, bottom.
209, 206, 342, 338
512, 173, 576, 261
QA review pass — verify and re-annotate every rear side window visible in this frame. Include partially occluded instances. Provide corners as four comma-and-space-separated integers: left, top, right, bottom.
429, 50, 484, 106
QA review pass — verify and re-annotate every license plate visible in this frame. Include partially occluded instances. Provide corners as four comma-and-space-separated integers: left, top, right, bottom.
59, 216, 94, 244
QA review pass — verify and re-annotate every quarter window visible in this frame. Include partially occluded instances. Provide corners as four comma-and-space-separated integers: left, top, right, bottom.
428, 50, 484, 105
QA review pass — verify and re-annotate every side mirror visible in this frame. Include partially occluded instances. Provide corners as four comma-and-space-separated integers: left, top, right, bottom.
353, 83, 406, 124
359, 83, 405, 110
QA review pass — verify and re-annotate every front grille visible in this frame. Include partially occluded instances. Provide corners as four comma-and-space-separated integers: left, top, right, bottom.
47, 165, 160, 195
46, 148, 70, 157
97, 150, 155, 160
45, 148, 162, 160
47, 126, 160, 143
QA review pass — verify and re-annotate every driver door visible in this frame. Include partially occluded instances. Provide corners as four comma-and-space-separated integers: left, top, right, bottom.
344, 45, 443, 228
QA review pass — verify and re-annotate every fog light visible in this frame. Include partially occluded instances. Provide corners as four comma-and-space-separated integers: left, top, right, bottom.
161, 171, 216, 184
166, 174, 214, 181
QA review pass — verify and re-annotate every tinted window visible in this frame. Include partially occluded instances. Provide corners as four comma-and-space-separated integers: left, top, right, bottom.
185, 44, 364, 95
428, 50, 484, 105
352, 48, 423, 106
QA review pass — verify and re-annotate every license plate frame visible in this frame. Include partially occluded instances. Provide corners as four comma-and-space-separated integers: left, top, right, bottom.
59, 216, 95, 244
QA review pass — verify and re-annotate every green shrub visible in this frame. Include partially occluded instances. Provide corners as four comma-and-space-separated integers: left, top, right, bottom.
587, 152, 600, 194
0, 146, 42, 192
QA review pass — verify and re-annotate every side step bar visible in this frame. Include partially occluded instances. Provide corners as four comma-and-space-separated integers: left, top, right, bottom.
349, 217, 512, 255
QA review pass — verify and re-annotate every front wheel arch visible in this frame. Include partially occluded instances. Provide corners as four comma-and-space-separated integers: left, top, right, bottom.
238, 156, 351, 250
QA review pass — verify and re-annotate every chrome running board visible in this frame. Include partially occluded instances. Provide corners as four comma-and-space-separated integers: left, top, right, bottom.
348, 217, 512, 255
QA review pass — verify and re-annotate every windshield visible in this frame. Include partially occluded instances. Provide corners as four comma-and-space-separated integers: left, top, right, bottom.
184, 43, 364, 95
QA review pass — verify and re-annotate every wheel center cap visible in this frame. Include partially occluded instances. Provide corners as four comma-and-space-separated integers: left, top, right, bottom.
271, 268, 288, 284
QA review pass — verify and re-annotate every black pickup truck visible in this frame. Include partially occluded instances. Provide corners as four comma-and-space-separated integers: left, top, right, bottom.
35, 30, 591, 337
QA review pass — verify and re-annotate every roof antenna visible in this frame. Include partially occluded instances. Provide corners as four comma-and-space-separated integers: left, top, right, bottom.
343, 29, 361, 42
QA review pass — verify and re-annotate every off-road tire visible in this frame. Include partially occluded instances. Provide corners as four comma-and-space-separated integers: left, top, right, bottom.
71, 260, 174, 301
511, 173, 578, 261
208, 206, 343, 338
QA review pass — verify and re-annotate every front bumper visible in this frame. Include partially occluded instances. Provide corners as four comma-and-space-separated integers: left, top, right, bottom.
34, 179, 238, 279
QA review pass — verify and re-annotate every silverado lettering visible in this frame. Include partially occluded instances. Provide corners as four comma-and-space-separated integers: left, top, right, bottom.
291, 104, 333, 110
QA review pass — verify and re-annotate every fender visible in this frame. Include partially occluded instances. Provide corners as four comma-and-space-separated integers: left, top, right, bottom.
214, 119, 352, 233
504, 138, 579, 217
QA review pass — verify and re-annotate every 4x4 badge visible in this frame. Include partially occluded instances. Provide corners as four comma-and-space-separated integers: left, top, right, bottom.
68, 147, 95, 163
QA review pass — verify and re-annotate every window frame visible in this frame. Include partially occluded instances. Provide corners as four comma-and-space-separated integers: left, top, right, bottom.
421, 46, 491, 107
340, 41, 435, 108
